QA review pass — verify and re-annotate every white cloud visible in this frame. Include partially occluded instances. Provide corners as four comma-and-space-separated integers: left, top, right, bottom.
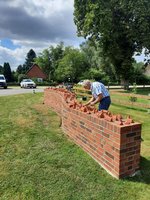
0, 40, 54, 70
0, 0, 84, 70
23, 0, 74, 17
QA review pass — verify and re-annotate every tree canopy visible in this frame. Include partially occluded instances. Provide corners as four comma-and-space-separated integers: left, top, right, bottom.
24, 49, 36, 72
0, 65, 3, 74
74, 0, 150, 84
16, 64, 26, 74
34, 49, 52, 78
35, 42, 64, 81
54, 46, 88, 82
3, 62, 12, 82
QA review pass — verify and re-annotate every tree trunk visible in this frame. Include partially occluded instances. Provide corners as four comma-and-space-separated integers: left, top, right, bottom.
120, 79, 129, 90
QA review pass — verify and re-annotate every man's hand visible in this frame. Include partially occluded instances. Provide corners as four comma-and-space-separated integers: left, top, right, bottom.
90, 102, 95, 106
83, 102, 89, 107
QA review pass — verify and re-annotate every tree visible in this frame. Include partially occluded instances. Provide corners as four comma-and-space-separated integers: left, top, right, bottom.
3, 62, 12, 82
24, 49, 36, 72
0, 65, 3, 74
74, 0, 150, 87
35, 42, 64, 81
16, 65, 23, 74
48, 42, 65, 80
18, 74, 28, 83
131, 62, 145, 83
11, 71, 18, 82
55, 46, 88, 82
80, 40, 116, 83
49, 42, 64, 70
80, 40, 102, 69
35, 49, 52, 79
16, 64, 26, 74
130, 61, 150, 84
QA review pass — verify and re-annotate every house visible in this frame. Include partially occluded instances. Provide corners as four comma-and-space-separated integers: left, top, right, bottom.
26, 64, 47, 82
144, 64, 150, 76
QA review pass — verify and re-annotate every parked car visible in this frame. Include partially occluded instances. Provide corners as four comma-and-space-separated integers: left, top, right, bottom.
0, 74, 7, 89
20, 79, 36, 88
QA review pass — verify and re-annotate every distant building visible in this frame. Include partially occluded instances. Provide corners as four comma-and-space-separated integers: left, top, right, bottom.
144, 64, 150, 76
26, 64, 47, 82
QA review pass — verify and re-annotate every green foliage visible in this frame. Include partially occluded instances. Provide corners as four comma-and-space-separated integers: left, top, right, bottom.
0, 65, 3, 74
74, 0, 150, 83
129, 83, 137, 103
129, 96, 137, 102
55, 46, 88, 82
49, 42, 64, 68
24, 49, 36, 72
35, 49, 52, 78
80, 40, 102, 69
11, 71, 18, 82
35, 42, 64, 81
132, 83, 137, 94
3, 62, 13, 82
80, 40, 116, 83
129, 62, 147, 84
31, 77, 50, 86
18, 74, 28, 83
16, 64, 27, 74
87, 68, 110, 84
100, 56, 118, 83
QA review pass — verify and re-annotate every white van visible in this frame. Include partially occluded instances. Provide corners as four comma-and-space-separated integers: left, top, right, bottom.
0, 74, 7, 89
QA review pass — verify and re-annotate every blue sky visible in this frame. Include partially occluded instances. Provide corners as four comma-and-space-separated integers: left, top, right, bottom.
1, 39, 21, 50
0, 0, 147, 71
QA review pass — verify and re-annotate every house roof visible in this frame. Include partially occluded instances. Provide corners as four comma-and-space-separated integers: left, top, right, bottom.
26, 64, 47, 79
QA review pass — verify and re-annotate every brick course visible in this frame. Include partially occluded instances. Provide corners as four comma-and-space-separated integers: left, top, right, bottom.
44, 88, 142, 179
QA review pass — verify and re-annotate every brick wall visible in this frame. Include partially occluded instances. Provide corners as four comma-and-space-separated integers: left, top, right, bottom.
44, 88, 142, 179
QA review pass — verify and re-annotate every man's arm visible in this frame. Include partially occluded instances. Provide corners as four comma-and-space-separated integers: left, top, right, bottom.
90, 93, 103, 106
83, 96, 95, 106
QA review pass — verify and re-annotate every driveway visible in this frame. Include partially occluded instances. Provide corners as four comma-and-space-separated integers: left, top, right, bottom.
0, 86, 47, 96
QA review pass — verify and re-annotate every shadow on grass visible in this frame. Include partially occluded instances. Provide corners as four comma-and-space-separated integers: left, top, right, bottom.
125, 157, 150, 184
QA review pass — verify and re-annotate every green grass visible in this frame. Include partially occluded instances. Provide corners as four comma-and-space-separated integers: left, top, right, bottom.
122, 88, 150, 96
0, 93, 150, 200
110, 93, 149, 104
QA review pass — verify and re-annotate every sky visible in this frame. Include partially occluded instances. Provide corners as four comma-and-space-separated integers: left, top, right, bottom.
0, 0, 84, 71
0, 0, 146, 71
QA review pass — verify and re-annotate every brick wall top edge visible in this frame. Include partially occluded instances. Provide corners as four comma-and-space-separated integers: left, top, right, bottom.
44, 88, 141, 127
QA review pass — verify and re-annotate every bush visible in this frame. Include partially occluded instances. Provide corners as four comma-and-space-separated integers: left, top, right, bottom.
18, 74, 28, 83
7, 82, 20, 86
129, 83, 137, 103
34, 81, 50, 86
129, 96, 137, 102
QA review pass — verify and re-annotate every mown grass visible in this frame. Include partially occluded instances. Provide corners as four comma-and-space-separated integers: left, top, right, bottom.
110, 93, 149, 104
0, 93, 150, 200
122, 88, 150, 96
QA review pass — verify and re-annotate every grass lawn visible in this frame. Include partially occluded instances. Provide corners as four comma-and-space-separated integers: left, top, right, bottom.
122, 88, 150, 96
0, 93, 150, 200
110, 93, 149, 104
